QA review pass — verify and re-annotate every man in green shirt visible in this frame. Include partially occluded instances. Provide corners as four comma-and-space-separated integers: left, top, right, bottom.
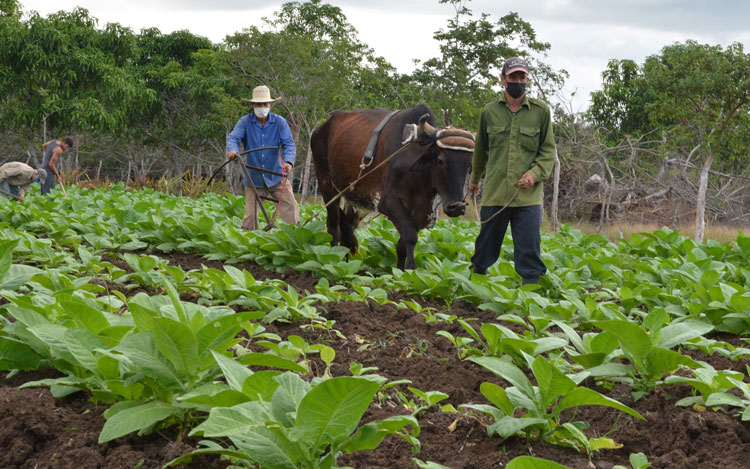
469, 57, 556, 284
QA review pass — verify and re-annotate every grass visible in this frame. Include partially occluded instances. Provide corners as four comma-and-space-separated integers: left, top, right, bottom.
571, 221, 748, 245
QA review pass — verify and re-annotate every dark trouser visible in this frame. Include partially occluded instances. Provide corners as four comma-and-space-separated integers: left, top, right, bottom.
0, 181, 18, 199
41, 168, 55, 195
471, 204, 546, 282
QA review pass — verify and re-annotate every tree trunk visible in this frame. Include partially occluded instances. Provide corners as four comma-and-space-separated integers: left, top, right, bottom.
301, 146, 314, 203
694, 153, 714, 242
550, 151, 560, 233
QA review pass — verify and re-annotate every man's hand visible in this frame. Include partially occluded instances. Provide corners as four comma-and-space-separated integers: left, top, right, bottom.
517, 172, 534, 190
469, 181, 481, 196
226, 150, 238, 161
55, 174, 62, 184
283, 162, 293, 175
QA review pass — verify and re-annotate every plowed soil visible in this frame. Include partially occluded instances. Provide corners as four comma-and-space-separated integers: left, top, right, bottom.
2, 252, 750, 469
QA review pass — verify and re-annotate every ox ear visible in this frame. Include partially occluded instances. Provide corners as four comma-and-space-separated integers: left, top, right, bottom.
408, 152, 436, 172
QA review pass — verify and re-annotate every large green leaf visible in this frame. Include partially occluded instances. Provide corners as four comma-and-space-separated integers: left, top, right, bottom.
0, 336, 40, 370
507, 456, 568, 468
272, 372, 311, 427
212, 351, 253, 392
469, 356, 535, 399
656, 320, 714, 349
190, 401, 267, 437
487, 415, 548, 438
238, 352, 308, 373
593, 320, 652, 367
531, 356, 576, 409
231, 428, 301, 469
645, 348, 699, 379
554, 387, 644, 420
294, 376, 380, 449
344, 415, 420, 452
57, 293, 110, 334
152, 317, 199, 378
99, 401, 180, 443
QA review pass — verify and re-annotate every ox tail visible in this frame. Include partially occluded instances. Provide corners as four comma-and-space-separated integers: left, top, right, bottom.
310, 121, 331, 185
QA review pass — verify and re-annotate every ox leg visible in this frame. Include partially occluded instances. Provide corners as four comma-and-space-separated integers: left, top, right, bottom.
339, 204, 360, 253
319, 181, 343, 246
323, 199, 341, 247
379, 196, 419, 270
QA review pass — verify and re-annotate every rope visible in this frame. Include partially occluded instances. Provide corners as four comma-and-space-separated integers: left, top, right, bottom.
473, 187, 521, 225
301, 139, 415, 226
270, 152, 288, 226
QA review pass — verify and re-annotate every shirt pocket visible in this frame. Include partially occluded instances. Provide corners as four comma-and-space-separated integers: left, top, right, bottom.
519, 126, 540, 154
487, 125, 508, 150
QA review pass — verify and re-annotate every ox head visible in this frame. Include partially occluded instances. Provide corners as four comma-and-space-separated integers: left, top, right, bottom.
406, 114, 474, 218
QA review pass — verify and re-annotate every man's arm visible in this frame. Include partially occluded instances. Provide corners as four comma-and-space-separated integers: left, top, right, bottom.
49, 147, 63, 180
527, 107, 556, 184
42, 140, 52, 152
279, 121, 295, 174
226, 118, 246, 160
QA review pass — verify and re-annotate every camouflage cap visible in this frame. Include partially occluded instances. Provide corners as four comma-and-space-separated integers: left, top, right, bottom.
502, 57, 529, 76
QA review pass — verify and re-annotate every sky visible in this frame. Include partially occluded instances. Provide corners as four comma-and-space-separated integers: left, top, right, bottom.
19, 0, 750, 112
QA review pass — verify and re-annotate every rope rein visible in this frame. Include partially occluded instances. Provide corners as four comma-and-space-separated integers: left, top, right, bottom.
301, 139, 415, 226
472, 186, 521, 225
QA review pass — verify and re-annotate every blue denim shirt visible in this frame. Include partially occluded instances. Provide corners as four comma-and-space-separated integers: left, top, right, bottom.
226, 112, 295, 188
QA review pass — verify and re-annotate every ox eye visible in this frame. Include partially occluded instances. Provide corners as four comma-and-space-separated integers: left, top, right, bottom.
437, 156, 447, 166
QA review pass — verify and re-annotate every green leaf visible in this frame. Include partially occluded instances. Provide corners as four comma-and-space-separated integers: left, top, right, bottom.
593, 320, 652, 367
656, 320, 713, 349
99, 401, 180, 443
190, 401, 267, 437
487, 416, 548, 438
506, 456, 568, 469
212, 351, 253, 392
0, 336, 40, 370
152, 317, 199, 378
238, 352, 308, 373
344, 415, 420, 453
57, 293, 110, 333
479, 382, 513, 416
242, 370, 282, 401
231, 428, 301, 469
469, 356, 535, 399
531, 356, 576, 409
294, 377, 380, 448
554, 387, 644, 420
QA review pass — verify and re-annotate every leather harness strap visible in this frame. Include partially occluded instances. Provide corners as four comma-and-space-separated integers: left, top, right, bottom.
361, 110, 399, 168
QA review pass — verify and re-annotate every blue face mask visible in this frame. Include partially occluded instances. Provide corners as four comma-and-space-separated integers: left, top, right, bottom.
33, 177, 40, 183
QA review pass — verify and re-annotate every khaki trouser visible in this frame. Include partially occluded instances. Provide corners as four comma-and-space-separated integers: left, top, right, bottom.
242, 179, 300, 231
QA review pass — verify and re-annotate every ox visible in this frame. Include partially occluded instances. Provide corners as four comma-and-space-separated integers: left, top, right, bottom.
310, 104, 474, 269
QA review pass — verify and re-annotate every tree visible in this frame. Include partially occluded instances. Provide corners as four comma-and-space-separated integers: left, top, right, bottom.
586, 59, 656, 144
409, 0, 566, 128
0, 8, 153, 163
642, 41, 750, 240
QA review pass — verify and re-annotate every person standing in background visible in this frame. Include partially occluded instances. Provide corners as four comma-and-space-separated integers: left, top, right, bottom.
41, 136, 73, 195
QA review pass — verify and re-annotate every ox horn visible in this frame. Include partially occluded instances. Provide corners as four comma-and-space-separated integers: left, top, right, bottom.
417, 113, 436, 138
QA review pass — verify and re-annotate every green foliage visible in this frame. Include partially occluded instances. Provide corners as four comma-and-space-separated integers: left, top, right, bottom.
464, 355, 643, 451
177, 373, 420, 468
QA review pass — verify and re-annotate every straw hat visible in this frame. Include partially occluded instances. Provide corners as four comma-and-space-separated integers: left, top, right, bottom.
241, 85, 280, 105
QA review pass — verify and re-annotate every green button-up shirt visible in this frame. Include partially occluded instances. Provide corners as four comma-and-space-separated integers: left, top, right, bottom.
471, 94, 556, 207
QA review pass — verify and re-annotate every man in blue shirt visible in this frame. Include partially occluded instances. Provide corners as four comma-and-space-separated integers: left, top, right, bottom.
226, 85, 299, 230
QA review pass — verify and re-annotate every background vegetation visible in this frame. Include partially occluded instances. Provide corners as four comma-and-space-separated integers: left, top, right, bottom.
1, 0, 749, 236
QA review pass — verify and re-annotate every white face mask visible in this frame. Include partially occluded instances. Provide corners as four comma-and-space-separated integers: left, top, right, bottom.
254, 106, 270, 119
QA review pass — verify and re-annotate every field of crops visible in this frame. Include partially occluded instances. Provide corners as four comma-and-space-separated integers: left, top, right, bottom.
1, 185, 750, 469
